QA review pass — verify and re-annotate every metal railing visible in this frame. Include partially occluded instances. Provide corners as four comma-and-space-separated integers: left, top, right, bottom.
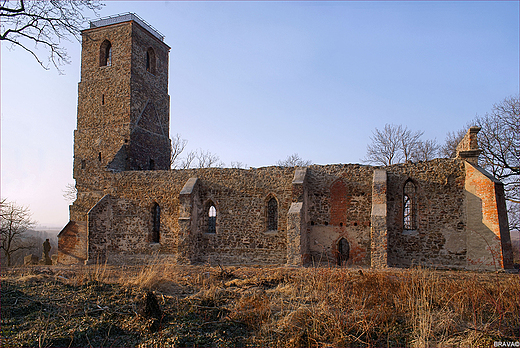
90, 13, 164, 41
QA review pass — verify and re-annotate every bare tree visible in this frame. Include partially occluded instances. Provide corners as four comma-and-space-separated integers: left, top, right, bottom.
400, 127, 424, 162
276, 153, 312, 167
230, 161, 248, 169
62, 183, 77, 203
196, 149, 224, 168
475, 95, 519, 231
1, 199, 35, 266
170, 133, 188, 169
0, 0, 102, 72
413, 139, 440, 162
364, 124, 417, 165
441, 96, 520, 231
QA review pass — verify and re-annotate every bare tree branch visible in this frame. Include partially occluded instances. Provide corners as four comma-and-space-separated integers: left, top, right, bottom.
1, 199, 36, 266
0, 0, 103, 73
170, 134, 188, 169
276, 153, 312, 167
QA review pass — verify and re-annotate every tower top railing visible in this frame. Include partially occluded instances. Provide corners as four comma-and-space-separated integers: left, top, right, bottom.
89, 13, 164, 41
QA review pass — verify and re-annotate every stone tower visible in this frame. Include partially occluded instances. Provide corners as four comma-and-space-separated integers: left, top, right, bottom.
72, 13, 171, 220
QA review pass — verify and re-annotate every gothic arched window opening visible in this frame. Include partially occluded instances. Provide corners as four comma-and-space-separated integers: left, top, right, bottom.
403, 180, 417, 230
208, 205, 217, 234
152, 203, 160, 243
100, 40, 112, 67
267, 197, 278, 231
146, 47, 156, 74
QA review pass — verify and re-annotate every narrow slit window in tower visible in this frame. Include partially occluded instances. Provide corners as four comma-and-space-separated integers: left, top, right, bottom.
152, 203, 160, 243
267, 197, 278, 231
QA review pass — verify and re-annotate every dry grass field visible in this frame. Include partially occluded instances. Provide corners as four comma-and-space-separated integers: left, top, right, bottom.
1, 261, 518, 347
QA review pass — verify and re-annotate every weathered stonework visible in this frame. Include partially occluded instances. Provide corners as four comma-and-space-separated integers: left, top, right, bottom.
58, 13, 514, 271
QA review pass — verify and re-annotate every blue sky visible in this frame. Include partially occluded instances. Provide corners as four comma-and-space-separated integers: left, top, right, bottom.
1, 1, 519, 227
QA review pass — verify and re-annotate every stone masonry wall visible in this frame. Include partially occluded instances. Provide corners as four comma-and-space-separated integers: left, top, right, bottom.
86, 167, 295, 265
305, 164, 374, 266
386, 159, 468, 269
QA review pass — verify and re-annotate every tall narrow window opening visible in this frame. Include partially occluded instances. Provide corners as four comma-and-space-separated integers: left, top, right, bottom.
403, 180, 417, 230
149, 159, 155, 170
152, 203, 160, 243
100, 40, 112, 67
337, 238, 350, 265
208, 205, 216, 234
101, 94, 105, 105
267, 197, 278, 231
146, 47, 156, 74
98, 152, 102, 162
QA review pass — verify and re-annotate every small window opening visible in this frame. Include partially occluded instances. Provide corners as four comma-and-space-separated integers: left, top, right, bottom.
146, 47, 156, 74
152, 203, 160, 243
100, 40, 112, 67
81, 160, 86, 169
102, 94, 105, 105
403, 180, 417, 230
98, 152, 102, 162
149, 159, 155, 170
267, 197, 278, 231
208, 205, 217, 234
337, 238, 350, 266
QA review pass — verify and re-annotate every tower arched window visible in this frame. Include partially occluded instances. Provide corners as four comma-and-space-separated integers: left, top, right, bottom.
100, 40, 112, 67
146, 47, 156, 74
208, 204, 217, 234
152, 203, 160, 243
403, 180, 417, 230
267, 197, 278, 231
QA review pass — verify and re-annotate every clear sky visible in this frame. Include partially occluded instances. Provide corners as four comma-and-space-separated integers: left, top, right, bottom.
1, 1, 519, 228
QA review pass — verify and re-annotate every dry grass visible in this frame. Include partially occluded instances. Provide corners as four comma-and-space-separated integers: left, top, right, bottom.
1, 263, 518, 347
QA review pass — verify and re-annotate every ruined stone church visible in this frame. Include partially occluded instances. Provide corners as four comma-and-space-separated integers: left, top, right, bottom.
57, 13, 514, 271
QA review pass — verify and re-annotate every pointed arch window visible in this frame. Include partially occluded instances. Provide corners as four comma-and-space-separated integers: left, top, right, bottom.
152, 203, 160, 243
267, 197, 278, 231
100, 40, 112, 67
208, 205, 217, 234
146, 47, 156, 75
403, 180, 417, 230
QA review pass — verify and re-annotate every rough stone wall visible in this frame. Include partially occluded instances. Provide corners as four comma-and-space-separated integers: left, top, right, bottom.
84, 167, 294, 265
386, 159, 468, 268
305, 164, 374, 266
128, 21, 171, 171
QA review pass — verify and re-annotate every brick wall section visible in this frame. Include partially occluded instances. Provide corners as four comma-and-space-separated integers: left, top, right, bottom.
464, 162, 514, 270
57, 221, 87, 264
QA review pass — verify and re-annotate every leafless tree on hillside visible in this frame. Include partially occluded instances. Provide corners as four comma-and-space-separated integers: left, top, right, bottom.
0, 0, 103, 73
364, 124, 432, 165
276, 153, 312, 167
1, 199, 35, 266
